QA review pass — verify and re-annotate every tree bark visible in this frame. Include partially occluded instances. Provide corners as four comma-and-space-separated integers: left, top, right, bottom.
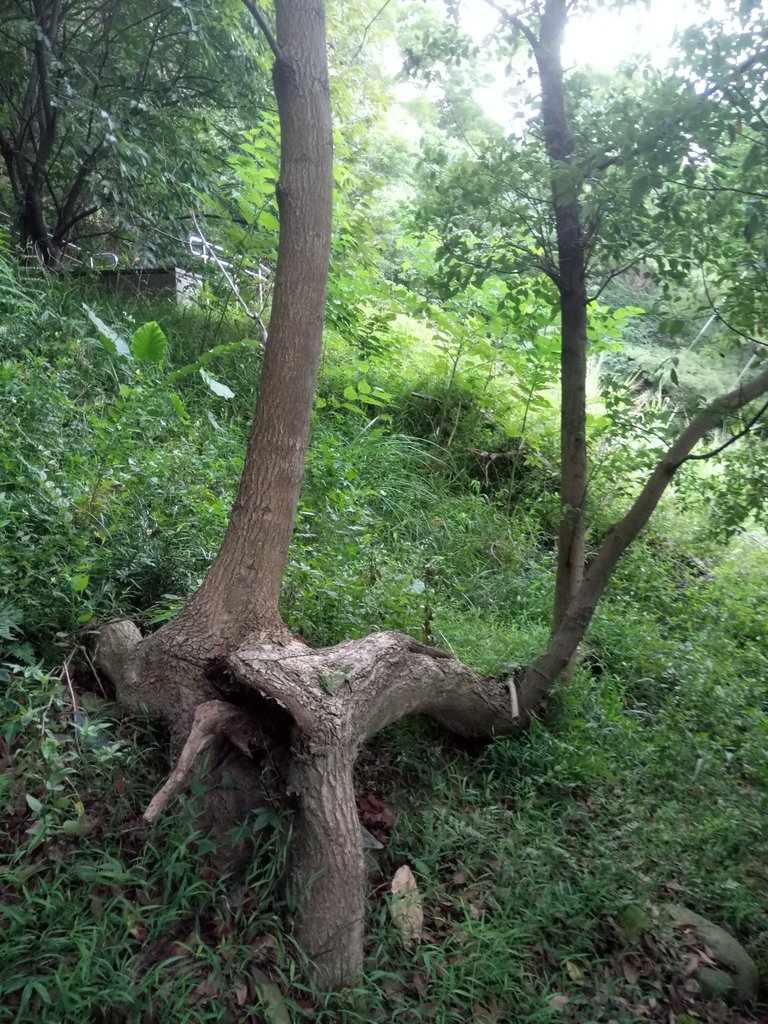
96, 363, 768, 986
152, 0, 334, 659
490, 0, 589, 638
519, 365, 768, 705
535, 0, 589, 636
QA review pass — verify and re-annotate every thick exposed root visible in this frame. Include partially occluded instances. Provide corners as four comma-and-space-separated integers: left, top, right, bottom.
229, 630, 524, 742
143, 700, 256, 824
94, 620, 529, 987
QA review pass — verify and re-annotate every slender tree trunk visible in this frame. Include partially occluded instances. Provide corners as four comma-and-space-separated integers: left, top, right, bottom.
519, 365, 768, 705
156, 0, 334, 659
536, 0, 589, 636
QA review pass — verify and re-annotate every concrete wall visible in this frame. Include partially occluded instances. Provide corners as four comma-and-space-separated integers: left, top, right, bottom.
95, 268, 202, 305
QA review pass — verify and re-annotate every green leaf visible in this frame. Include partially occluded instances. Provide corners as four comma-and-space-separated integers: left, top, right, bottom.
84, 305, 131, 358
26, 794, 43, 814
170, 393, 190, 422
168, 338, 261, 381
252, 807, 281, 831
8, 642, 36, 664
340, 402, 367, 417
258, 211, 280, 232
130, 321, 168, 364
199, 368, 235, 400
343, 385, 358, 401
0, 601, 23, 641
70, 573, 90, 594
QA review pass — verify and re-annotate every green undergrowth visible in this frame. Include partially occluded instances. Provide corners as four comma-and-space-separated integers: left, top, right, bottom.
1, 276, 767, 1022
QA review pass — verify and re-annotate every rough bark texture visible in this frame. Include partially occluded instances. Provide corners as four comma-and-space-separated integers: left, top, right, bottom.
164, 0, 334, 657
95, 624, 524, 985
142, 701, 256, 825
94, 366, 768, 985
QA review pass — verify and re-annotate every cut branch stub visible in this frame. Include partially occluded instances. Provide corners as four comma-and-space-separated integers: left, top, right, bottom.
90, 617, 142, 706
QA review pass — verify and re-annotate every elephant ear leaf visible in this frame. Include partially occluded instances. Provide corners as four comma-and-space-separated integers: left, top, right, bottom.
130, 321, 168, 364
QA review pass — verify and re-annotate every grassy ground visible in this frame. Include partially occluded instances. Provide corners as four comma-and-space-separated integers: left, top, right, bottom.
1, 281, 767, 1022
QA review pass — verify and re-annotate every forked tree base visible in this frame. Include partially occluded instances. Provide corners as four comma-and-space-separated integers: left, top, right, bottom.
94, 618, 527, 986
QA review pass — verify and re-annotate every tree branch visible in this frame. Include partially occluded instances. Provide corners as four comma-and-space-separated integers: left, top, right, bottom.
54, 204, 99, 242
519, 364, 768, 704
701, 49, 768, 100
679, 398, 768, 465
231, 631, 521, 741
484, 0, 540, 54
351, 0, 394, 61
589, 251, 650, 301
241, 0, 280, 59
701, 274, 766, 348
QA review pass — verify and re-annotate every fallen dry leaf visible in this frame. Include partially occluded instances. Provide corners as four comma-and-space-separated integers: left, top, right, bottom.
622, 960, 639, 985
190, 974, 219, 1004
683, 953, 700, 976
696, 946, 718, 968
411, 971, 429, 998
391, 865, 424, 948
550, 994, 569, 1010
565, 960, 583, 982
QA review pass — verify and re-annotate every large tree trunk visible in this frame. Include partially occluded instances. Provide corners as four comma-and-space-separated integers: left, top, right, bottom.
93, 0, 768, 993
7, 0, 65, 267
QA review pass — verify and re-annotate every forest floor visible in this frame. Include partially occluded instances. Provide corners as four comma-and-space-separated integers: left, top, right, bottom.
1, 285, 767, 1023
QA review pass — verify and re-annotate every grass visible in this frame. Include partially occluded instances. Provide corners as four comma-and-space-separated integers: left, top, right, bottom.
1, 273, 767, 1022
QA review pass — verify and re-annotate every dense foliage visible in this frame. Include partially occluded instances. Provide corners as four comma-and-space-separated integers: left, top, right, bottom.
0, 0, 273, 266
1, 0, 767, 1020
